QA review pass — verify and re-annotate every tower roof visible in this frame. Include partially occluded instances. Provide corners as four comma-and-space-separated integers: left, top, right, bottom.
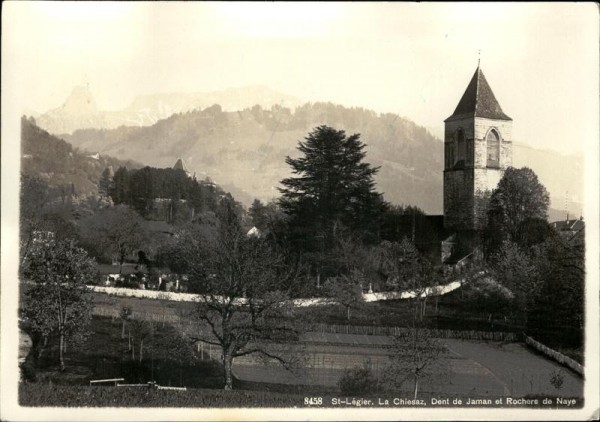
173, 158, 188, 172
445, 67, 512, 122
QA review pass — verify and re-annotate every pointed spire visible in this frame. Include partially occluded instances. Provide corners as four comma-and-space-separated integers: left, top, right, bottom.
173, 158, 186, 171
445, 67, 512, 122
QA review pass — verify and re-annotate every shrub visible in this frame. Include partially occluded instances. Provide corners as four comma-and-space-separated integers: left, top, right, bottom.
337, 360, 378, 396
20, 360, 37, 382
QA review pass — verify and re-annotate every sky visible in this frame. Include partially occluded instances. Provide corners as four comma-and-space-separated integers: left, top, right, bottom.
3, 2, 598, 155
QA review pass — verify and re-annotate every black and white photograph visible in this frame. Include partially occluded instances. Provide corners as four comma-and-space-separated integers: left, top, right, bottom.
1, 2, 598, 421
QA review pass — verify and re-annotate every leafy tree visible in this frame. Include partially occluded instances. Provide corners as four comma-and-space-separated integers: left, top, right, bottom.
528, 231, 585, 337
461, 277, 514, 329
21, 239, 96, 371
249, 199, 268, 231
109, 167, 131, 205
20, 175, 51, 266
279, 126, 386, 251
489, 240, 541, 318
184, 205, 305, 390
484, 167, 550, 253
323, 270, 365, 323
79, 204, 148, 270
152, 329, 197, 386
98, 167, 113, 197
338, 360, 378, 395
380, 205, 437, 246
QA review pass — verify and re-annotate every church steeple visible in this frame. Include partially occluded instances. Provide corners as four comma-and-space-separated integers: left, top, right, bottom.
445, 67, 512, 122
443, 65, 513, 234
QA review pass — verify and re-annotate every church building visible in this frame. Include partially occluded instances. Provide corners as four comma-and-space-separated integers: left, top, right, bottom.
443, 66, 513, 256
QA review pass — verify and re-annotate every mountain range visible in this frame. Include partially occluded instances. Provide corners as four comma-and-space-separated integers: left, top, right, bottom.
35, 85, 303, 135
32, 87, 583, 218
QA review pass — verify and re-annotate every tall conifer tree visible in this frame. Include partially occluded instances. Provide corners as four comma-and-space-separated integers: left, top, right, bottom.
279, 126, 386, 251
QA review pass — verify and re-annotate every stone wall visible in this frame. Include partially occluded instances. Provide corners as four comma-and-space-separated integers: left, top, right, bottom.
444, 169, 474, 230
473, 117, 513, 169
444, 117, 512, 232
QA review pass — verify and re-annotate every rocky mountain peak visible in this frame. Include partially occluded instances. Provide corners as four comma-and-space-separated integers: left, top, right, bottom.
61, 85, 97, 115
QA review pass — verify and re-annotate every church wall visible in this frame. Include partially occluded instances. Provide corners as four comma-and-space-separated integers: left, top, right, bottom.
444, 118, 475, 169
443, 169, 474, 231
473, 118, 513, 169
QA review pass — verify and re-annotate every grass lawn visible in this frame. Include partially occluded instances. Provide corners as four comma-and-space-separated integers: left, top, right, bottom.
22, 316, 224, 389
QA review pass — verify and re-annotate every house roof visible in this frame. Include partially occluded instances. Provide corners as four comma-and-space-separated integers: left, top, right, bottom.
551, 218, 585, 232
97, 264, 140, 275
445, 67, 512, 122
173, 158, 189, 172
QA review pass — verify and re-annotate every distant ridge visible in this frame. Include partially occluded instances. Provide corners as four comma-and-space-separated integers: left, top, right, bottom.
34, 85, 303, 135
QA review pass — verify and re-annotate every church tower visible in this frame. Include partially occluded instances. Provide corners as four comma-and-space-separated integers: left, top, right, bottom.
444, 66, 513, 233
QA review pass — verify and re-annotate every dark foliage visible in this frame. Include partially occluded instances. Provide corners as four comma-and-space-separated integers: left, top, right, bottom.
279, 126, 387, 252
338, 361, 378, 396
109, 165, 243, 223
484, 167, 550, 255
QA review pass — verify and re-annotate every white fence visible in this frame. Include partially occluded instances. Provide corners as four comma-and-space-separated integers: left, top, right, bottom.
524, 335, 584, 377
89, 279, 463, 306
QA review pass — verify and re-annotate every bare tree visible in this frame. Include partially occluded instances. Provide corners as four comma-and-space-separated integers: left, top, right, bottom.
384, 325, 449, 399
119, 306, 132, 339
184, 202, 305, 390
129, 319, 152, 363
380, 238, 437, 320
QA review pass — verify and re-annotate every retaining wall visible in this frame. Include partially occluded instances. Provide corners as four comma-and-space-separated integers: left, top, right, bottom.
524, 335, 584, 377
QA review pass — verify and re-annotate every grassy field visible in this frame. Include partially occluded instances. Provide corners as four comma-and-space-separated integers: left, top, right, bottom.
20, 313, 584, 407
22, 316, 224, 389
19, 288, 584, 408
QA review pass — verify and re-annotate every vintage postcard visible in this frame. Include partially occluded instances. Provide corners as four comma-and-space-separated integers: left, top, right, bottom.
1, 2, 598, 421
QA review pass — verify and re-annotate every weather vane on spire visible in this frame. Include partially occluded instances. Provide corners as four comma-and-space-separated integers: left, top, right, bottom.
478, 49, 481, 67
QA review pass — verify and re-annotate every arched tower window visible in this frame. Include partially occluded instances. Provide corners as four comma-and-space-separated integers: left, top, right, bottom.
486, 129, 500, 167
445, 142, 454, 168
456, 129, 466, 164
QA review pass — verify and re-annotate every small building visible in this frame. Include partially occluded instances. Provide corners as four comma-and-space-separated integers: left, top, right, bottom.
97, 263, 144, 287
551, 217, 585, 243
246, 226, 262, 238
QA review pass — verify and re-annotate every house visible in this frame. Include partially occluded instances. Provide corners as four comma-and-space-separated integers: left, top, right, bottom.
246, 226, 262, 238
551, 217, 585, 243
97, 263, 145, 287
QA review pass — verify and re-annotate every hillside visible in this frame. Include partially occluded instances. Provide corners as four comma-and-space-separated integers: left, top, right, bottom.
35, 85, 303, 135
40, 84, 584, 215
21, 117, 141, 196
65, 103, 444, 212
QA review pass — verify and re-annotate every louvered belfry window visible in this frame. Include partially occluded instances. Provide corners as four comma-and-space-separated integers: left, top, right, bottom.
457, 129, 466, 164
486, 129, 500, 167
